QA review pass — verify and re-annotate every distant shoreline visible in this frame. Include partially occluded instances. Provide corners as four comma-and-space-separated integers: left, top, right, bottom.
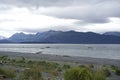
0, 42, 120, 45
0, 51, 120, 67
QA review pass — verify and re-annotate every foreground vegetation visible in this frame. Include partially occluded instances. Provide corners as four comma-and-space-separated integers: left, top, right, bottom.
0, 55, 120, 80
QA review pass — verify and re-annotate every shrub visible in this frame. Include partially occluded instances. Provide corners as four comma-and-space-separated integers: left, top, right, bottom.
63, 64, 70, 69
64, 67, 93, 80
64, 66, 107, 80
93, 72, 106, 80
0, 55, 8, 61
0, 68, 5, 75
115, 69, 120, 76
4, 68, 16, 78
110, 65, 120, 76
57, 67, 62, 72
100, 67, 111, 77
110, 65, 118, 72
51, 69, 59, 77
0, 67, 16, 78
88, 64, 94, 68
17, 57, 26, 63
79, 65, 86, 68
50, 62, 58, 69
19, 65, 43, 80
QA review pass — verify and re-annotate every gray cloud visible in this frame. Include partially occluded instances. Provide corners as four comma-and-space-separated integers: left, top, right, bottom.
17, 25, 77, 33
0, 0, 105, 7
40, 1, 120, 24
0, 0, 120, 24
1, 0, 120, 8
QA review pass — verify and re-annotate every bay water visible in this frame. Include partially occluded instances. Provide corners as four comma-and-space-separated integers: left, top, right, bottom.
0, 44, 120, 59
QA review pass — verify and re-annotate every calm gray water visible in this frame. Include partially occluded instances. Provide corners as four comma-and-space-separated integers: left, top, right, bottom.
0, 44, 120, 59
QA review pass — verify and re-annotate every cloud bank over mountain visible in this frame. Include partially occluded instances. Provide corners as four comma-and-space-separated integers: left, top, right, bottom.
0, 0, 120, 37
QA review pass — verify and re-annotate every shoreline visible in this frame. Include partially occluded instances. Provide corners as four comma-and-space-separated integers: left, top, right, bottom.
0, 51, 120, 67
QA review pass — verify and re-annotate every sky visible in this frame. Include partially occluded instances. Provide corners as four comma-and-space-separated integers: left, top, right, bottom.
0, 0, 120, 37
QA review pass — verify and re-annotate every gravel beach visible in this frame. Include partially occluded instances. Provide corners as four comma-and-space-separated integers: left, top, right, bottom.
0, 51, 120, 67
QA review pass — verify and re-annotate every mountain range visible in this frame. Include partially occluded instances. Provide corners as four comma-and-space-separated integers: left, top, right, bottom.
0, 30, 120, 44
103, 32, 120, 37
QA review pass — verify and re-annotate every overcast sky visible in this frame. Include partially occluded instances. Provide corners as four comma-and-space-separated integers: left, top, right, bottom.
0, 0, 120, 37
